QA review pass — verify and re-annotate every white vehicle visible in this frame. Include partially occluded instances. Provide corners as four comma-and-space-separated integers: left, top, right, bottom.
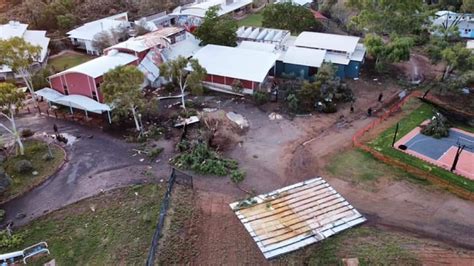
0, 242, 50, 265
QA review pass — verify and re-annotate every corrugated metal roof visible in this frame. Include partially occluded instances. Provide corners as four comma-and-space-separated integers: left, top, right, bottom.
283, 46, 326, 68
191, 44, 278, 83
50, 52, 138, 78
295, 32, 360, 54
230, 177, 366, 259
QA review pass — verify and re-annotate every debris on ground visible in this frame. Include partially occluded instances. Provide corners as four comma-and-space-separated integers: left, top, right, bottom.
203, 108, 218, 113
268, 112, 283, 120
174, 116, 200, 127
226, 112, 249, 129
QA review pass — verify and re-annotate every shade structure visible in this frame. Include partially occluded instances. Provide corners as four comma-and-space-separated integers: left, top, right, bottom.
54, 95, 111, 114
35, 88, 111, 114
35, 88, 63, 102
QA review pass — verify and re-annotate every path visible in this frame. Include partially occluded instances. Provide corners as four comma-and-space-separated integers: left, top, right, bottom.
0, 113, 173, 227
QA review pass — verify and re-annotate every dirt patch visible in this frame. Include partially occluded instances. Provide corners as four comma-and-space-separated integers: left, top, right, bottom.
192, 190, 267, 265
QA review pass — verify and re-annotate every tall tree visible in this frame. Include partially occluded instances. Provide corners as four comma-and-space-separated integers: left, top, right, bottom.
348, 0, 427, 35
441, 43, 474, 80
364, 34, 413, 71
0, 37, 41, 107
101, 66, 146, 132
0, 83, 26, 155
159, 56, 207, 110
262, 3, 324, 34
194, 6, 238, 47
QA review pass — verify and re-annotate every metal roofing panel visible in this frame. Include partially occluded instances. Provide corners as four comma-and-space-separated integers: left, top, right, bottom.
295, 32, 360, 53
283, 46, 326, 68
191, 44, 278, 83
230, 177, 366, 259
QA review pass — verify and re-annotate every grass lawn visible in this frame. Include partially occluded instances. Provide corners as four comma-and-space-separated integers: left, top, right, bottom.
237, 12, 263, 27
368, 99, 474, 192
48, 52, 93, 73
0, 184, 164, 265
1, 140, 64, 203
277, 226, 419, 265
326, 149, 429, 191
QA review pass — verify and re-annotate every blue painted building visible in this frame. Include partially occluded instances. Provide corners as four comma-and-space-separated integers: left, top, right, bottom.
275, 32, 366, 80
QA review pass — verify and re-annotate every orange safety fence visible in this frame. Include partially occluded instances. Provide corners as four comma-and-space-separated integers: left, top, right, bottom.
352, 91, 474, 201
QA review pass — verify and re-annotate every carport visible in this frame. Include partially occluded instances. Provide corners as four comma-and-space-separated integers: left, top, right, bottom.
35, 88, 112, 123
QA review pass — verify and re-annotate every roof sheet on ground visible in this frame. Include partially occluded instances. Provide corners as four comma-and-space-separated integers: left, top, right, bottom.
50, 52, 138, 78
191, 44, 279, 83
295, 32, 360, 53
230, 177, 366, 259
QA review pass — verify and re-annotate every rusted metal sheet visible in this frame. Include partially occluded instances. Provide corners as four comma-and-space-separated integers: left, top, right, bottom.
230, 177, 366, 259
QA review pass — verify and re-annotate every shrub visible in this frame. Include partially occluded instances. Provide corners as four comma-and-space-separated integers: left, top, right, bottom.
0, 169, 11, 193
322, 102, 338, 113
287, 93, 299, 113
421, 112, 450, 138
20, 129, 34, 138
0, 230, 24, 249
230, 170, 246, 184
253, 91, 268, 106
42, 153, 54, 161
148, 147, 164, 161
231, 79, 244, 94
14, 160, 34, 174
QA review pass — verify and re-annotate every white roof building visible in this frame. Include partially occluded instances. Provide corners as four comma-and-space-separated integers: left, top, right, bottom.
172, 0, 252, 18
283, 46, 326, 68
67, 12, 129, 42
191, 44, 279, 83
50, 51, 138, 79
238, 41, 277, 53
295, 32, 360, 54
0, 21, 50, 75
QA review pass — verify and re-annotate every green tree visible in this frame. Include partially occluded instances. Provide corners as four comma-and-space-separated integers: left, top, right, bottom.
0, 37, 41, 106
101, 66, 146, 132
462, 0, 474, 12
31, 67, 52, 91
159, 56, 207, 110
364, 34, 413, 71
0, 83, 26, 155
262, 3, 323, 34
56, 14, 76, 31
348, 0, 427, 35
441, 43, 474, 80
194, 6, 238, 46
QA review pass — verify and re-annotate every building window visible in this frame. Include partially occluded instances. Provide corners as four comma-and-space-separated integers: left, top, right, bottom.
92, 91, 98, 101
63, 85, 69, 95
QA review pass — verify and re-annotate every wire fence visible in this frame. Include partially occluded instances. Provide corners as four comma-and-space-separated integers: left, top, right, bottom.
145, 168, 193, 266
352, 91, 474, 201
145, 168, 177, 266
